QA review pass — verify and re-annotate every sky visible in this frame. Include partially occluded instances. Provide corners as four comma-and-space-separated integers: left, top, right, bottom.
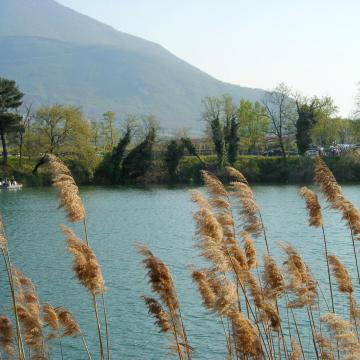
56, 0, 360, 117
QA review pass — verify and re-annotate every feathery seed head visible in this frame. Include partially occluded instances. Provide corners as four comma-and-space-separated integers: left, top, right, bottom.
56, 308, 80, 337
299, 186, 323, 227
62, 225, 105, 295
328, 255, 353, 294
143, 296, 171, 333
0, 316, 15, 356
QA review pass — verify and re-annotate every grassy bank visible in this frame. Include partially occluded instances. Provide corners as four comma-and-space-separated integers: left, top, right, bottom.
2, 152, 360, 186
175, 152, 360, 184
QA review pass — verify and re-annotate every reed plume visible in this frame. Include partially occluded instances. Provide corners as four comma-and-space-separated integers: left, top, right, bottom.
191, 270, 216, 310
13, 269, 44, 359
143, 297, 171, 333
314, 157, 342, 205
225, 166, 248, 184
280, 243, 317, 307
314, 157, 360, 236
299, 186, 323, 227
138, 246, 179, 311
328, 254, 360, 330
230, 181, 262, 237
262, 255, 285, 299
328, 255, 353, 294
289, 339, 301, 360
62, 225, 104, 295
242, 231, 257, 269
314, 157, 360, 283
55, 308, 80, 337
200, 170, 228, 198
228, 311, 262, 358
190, 190, 210, 209
193, 207, 228, 272
213, 277, 237, 316
0, 316, 15, 356
43, 303, 60, 340
139, 246, 191, 359
246, 272, 280, 331
299, 185, 335, 312
45, 154, 85, 223
315, 333, 335, 360
321, 313, 360, 359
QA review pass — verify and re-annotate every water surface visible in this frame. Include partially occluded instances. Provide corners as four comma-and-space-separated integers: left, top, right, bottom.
0, 185, 359, 359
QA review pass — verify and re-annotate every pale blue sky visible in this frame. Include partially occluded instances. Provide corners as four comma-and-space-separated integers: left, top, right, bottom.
57, 0, 360, 116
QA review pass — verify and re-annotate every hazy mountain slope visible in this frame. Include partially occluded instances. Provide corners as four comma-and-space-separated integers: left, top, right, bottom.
0, 0, 265, 129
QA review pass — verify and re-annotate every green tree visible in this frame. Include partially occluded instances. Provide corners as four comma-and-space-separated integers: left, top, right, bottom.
202, 95, 240, 167
202, 97, 226, 168
34, 105, 97, 177
91, 120, 102, 151
94, 126, 132, 184
0, 78, 24, 164
164, 140, 184, 179
295, 96, 337, 154
238, 100, 269, 153
181, 137, 204, 164
227, 117, 240, 165
121, 126, 157, 181
101, 111, 119, 151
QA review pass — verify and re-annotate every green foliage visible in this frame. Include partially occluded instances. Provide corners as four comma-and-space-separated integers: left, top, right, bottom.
202, 95, 240, 168
101, 111, 119, 151
227, 118, 239, 165
0, 77, 23, 164
238, 100, 269, 153
94, 126, 132, 184
296, 96, 337, 154
164, 140, 184, 179
121, 126, 156, 181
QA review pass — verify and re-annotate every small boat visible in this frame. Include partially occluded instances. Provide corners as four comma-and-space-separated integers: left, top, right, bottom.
0, 179, 23, 190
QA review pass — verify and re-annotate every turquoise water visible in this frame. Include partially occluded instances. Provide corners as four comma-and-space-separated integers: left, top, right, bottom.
0, 185, 359, 359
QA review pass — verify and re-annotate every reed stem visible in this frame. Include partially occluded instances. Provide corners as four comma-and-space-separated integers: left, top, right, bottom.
81, 332, 94, 360
1, 249, 25, 360
101, 294, 111, 360
92, 295, 105, 360
321, 225, 335, 313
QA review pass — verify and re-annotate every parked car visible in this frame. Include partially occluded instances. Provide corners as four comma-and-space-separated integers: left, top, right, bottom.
262, 149, 284, 157
305, 149, 319, 157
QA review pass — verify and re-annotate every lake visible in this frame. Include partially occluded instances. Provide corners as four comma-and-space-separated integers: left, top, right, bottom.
0, 185, 359, 359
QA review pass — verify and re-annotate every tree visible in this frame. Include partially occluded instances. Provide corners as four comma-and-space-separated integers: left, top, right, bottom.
121, 126, 157, 181
202, 95, 240, 168
202, 97, 226, 167
295, 96, 337, 154
17, 104, 33, 166
34, 105, 97, 177
181, 137, 204, 164
91, 120, 102, 151
262, 83, 296, 162
101, 111, 119, 151
0, 78, 24, 164
94, 126, 132, 184
164, 140, 184, 179
238, 100, 269, 153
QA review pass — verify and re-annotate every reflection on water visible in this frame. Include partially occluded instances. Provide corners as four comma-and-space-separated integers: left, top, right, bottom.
0, 185, 359, 359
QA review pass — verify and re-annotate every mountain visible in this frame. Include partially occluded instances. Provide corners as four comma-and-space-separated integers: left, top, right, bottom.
0, 0, 265, 130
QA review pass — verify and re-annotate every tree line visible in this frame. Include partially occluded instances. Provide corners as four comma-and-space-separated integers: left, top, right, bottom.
1, 77, 360, 183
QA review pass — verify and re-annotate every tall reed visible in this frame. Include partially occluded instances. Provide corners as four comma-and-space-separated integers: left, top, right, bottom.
314, 157, 360, 284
